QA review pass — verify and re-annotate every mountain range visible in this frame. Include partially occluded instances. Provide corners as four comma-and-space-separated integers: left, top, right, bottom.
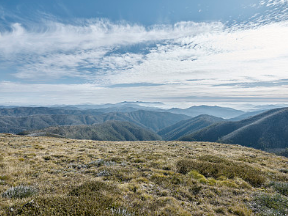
168, 105, 244, 119
0, 109, 189, 134
20, 121, 161, 141
1, 105, 288, 153
179, 107, 288, 150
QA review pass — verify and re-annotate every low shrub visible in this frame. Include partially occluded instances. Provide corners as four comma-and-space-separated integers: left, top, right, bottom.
251, 193, 288, 215
8, 196, 112, 215
198, 155, 231, 165
188, 170, 209, 184
2, 185, 37, 199
0, 175, 10, 181
96, 169, 111, 177
7, 181, 122, 215
276, 148, 288, 158
269, 181, 288, 196
68, 181, 118, 197
176, 155, 266, 187
110, 207, 134, 216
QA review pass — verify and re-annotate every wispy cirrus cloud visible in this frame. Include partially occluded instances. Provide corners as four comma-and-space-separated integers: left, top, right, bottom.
1, 4, 288, 106
0, 20, 224, 81
260, 0, 288, 6
100, 20, 288, 88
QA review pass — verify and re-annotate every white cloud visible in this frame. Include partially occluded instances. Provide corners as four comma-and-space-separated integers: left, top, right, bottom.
1, 17, 288, 106
267, 0, 288, 6
0, 20, 224, 80
99, 21, 288, 87
260, 0, 288, 6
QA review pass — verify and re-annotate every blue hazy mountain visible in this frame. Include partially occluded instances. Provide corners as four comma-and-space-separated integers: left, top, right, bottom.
168, 106, 244, 119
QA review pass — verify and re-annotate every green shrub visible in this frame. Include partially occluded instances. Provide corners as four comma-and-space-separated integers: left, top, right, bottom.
251, 193, 288, 215
276, 148, 288, 158
68, 181, 118, 197
270, 181, 288, 196
188, 170, 209, 184
0, 175, 10, 181
2, 185, 37, 199
9, 196, 111, 215
8, 181, 123, 215
198, 155, 231, 165
176, 155, 266, 187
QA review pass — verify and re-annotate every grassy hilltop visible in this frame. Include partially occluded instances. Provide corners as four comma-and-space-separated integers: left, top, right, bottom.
0, 134, 288, 215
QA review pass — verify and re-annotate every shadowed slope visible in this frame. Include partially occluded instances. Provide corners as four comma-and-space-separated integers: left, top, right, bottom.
21, 121, 162, 141
180, 108, 288, 150
0, 109, 189, 134
158, 115, 224, 140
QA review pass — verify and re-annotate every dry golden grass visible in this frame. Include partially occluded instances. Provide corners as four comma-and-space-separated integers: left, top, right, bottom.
0, 133, 288, 215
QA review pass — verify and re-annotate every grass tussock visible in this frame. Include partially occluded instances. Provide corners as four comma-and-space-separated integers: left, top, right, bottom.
0, 134, 288, 215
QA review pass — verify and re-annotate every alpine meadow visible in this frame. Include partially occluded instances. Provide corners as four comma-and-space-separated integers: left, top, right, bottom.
1, 0, 288, 215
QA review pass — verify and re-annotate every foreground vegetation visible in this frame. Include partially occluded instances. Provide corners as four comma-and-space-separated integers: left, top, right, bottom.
0, 134, 288, 215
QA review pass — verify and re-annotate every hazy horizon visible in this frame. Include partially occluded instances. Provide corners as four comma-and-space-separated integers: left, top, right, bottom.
1, 100, 288, 112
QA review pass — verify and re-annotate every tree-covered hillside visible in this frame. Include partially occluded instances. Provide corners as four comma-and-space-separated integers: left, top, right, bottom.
0, 108, 189, 134
158, 115, 224, 140
180, 108, 288, 150
20, 121, 162, 141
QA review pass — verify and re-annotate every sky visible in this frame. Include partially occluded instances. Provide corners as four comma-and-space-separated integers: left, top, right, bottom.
0, 0, 288, 109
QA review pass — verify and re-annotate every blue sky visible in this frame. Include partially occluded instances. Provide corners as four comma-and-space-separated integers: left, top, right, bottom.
0, 0, 288, 108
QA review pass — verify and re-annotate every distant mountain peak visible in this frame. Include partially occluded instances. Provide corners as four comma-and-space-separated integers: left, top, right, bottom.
168, 105, 244, 119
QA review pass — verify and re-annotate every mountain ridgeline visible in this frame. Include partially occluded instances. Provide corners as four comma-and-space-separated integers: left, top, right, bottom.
21, 121, 162, 141
0, 107, 103, 117
0, 109, 189, 134
1, 105, 288, 152
179, 107, 288, 150
168, 105, 244, 119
